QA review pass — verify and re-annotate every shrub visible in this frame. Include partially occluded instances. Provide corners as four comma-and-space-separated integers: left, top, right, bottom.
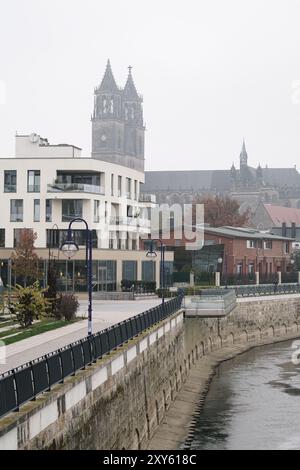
8, 282, 50, 328
56, 293, 79, 321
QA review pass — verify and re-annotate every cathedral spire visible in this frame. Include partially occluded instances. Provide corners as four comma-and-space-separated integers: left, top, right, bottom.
123, 65, 141, 100
240, 138, 248, 167
96, 59, 118, 93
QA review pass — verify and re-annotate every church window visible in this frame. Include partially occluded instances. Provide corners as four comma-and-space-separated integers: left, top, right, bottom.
125, 104, 128, 120
110, 97, 114, 113
131, 105, 135, 119
103, 96, 107, 114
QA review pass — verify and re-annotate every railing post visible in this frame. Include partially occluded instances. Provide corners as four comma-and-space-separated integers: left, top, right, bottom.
298, 271, 300, 285
215, 272, 220, 287
255, 271, 259, 285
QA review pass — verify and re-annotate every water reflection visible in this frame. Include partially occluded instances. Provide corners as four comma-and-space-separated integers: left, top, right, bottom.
190, 341, 300, 450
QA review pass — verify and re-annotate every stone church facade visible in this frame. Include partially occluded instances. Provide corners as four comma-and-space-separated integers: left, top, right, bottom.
142, 140, 300, 213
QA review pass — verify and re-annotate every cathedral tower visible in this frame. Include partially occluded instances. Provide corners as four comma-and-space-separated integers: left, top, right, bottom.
91, 60, 145, 171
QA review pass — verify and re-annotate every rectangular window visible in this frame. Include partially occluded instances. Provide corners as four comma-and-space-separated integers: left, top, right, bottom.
10, 199, 23, 222
46, 199, 52, 222
284, 241, 290, 254
122, 260, 137, 281
94, 200, 100, 223
248, 263, 255, 274
134, 180, 138, 200
27, 170, 40, 192
247, 240, 256, 248
118, 175, 122, 197
0, 229, 5, 247
142, 261, 156, 282
34, 199, 40, 222
126, 178, 131, 199
236, 263, 243, 274
111, 174, 114, 196
4, 170, 17, 193
62, 200, 83, 222
264, 240, 273, 250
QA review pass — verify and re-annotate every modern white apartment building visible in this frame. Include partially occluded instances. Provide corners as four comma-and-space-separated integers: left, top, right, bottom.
0, 61, 173, 292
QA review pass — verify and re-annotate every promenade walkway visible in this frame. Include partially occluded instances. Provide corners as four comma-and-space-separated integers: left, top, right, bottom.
0, 298, 161, 374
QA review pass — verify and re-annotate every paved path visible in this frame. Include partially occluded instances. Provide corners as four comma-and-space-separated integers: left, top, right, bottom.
237, 293, 300, 302
0, 298, 161, 374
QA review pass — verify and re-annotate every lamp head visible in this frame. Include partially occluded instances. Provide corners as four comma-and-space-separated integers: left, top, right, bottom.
60, 239, 79, 259
146, 240, 157, 258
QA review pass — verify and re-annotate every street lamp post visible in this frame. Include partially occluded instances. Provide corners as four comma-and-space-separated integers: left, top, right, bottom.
60, 218, 93, 336
146, 240, 166, 306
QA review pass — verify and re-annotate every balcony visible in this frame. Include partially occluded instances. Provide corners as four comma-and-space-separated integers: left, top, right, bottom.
109, 216, 150, 229
139, 193, 157, 203
47, 182, 105, 195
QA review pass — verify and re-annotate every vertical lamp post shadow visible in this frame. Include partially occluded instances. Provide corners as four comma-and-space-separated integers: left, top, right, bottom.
146, 240, 166, 307
60, 218, 93, 336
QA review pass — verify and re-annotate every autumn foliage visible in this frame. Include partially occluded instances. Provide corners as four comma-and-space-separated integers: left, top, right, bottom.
195, 195, 250, 227
11, 229, 42, 287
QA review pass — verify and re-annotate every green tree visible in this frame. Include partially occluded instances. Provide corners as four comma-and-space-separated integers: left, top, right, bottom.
8, 282, 50, 328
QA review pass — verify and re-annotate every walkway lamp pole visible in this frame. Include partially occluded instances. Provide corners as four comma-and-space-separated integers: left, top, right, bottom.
60, 218, 93, 336
146, 240, 166, 306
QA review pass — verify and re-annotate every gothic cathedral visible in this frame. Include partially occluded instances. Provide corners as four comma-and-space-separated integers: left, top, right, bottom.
92, 60, 145, 172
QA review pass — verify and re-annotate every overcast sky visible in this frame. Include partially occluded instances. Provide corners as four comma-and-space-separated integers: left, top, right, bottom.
1, 0, 300, 170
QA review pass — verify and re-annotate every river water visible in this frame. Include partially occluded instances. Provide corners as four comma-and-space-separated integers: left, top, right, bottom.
190, 340, 300, 450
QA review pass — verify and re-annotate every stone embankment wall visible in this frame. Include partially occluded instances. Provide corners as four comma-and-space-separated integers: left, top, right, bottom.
0, 295, 299, 450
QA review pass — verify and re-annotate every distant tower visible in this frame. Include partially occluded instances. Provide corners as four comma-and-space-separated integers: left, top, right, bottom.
91, 60, 145, 171
239, 139, 248, 168
230, 162, 237, 189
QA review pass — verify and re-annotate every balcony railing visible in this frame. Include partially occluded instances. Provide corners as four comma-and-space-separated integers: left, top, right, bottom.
4, 185, 16, 193
109, 216, 150, 228
139, 193, 157, 203
47, 183, 105, 195
10, 214, 23, 222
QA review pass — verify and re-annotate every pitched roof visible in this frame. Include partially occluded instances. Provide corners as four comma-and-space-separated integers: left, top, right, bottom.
143, 170, 229, 192
203, 225, 293, 241
123, 66, 141, 101
96, 59, 118, 93
263, 204, 300, 225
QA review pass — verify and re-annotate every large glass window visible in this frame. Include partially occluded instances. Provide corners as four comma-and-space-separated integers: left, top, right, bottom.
62, 200, 83, 222
122, 260, 137, 281
46, 199, 52, 222
4, 170, 17, 193
46, 229, 98, 248
10, 199, 23, 222
142, 261, 156, 282
34, 199, 40, 222
0, 229, 5, 247
27, 170, 40, 192
118, 175, 122, 196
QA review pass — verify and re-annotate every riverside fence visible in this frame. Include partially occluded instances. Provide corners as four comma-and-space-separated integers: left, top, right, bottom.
0, 294, 183, 420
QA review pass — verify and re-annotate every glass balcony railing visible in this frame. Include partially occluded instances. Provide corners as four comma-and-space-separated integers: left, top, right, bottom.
10, 213, 23, 222
4, 185, 17, 193
109, 216, 150, 228
47, 183, 105, 195
139, 193, 157, 203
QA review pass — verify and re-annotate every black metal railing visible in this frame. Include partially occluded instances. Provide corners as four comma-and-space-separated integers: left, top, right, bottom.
0, 295, 183, 420
229, 283, 300, 297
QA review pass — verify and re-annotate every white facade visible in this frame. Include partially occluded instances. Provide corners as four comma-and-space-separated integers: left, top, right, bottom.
0, 134, 152, 250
